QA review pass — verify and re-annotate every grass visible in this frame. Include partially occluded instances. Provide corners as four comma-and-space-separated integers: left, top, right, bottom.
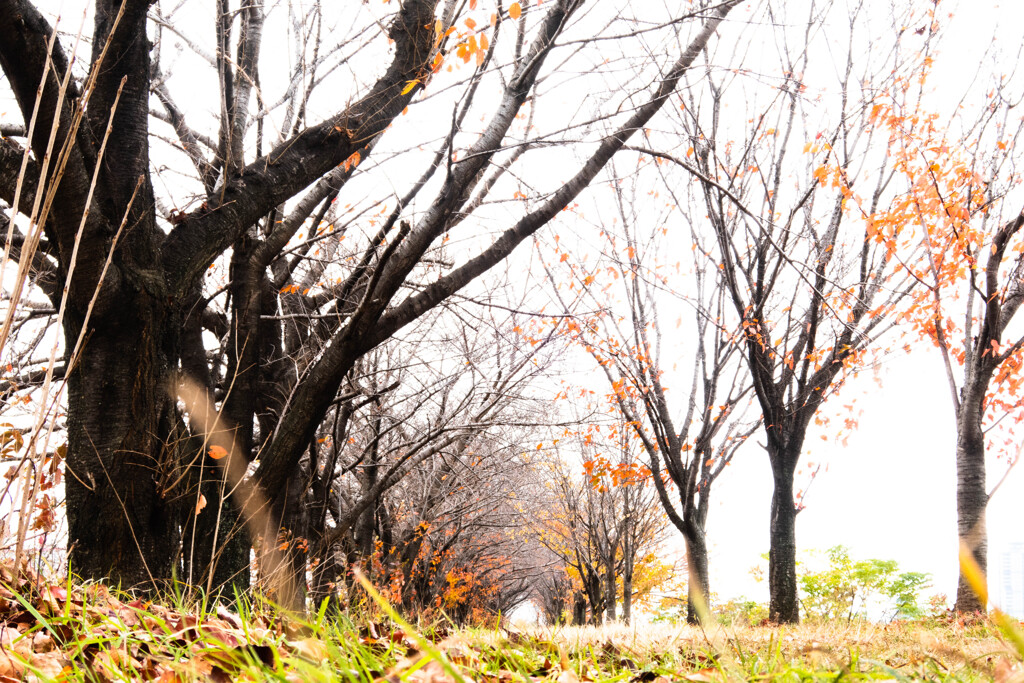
0, 565, 1021, 681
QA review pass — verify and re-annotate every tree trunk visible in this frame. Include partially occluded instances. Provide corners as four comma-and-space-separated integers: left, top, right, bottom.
583, 569, 604, 624
622, 542, 633, 625
65, 297, 183, 589
185, 234, 263, 595
684, 527, 710, 624
954, 389, 988, 613
54, 0, 186, 590
184, 486, 251, 597
605, 558, 616, 623
767, 458, 799, 624
572, 592, 587, 625
309, 541, 344, 612
280, 454, 313, 611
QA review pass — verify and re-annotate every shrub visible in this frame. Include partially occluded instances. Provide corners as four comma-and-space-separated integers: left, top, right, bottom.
799, 545, 930, 622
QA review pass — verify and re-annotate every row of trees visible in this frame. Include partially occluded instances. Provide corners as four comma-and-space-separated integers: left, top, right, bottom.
2, 0, 1023, 625
0, 0, 741, 614
540, 0, 1024, 623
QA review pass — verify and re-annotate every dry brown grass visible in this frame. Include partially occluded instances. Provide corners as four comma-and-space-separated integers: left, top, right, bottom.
503, 618, 1021, 680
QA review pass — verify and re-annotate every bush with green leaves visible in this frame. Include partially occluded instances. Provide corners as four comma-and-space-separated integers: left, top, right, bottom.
798, 546, 931, 623
714, 598, 769, 626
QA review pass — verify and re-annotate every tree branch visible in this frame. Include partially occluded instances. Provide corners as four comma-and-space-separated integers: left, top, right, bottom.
160, 0, 441, 296
372, 1, 741, 347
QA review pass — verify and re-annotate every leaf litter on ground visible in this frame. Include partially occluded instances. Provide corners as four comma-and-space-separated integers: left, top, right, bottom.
1, 560, 1023, 681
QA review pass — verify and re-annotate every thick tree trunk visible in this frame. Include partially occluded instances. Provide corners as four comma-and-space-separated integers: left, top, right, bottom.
684, 527, 710, 624
65, 298, 183, 589
954, 391, 988, 613
57, 0, 187, 590
767, 459, 799, 623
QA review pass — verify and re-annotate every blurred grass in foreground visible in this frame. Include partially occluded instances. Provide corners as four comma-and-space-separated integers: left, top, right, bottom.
0, 561, 1021, 682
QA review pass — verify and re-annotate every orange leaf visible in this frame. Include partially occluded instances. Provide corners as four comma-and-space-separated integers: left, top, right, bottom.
208, 445, 228, 460
195, 493, 207, 515
465, 17, 477, 29
509, 2, 521, 19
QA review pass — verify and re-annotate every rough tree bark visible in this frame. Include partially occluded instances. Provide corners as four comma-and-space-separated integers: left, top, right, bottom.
766, 446, 800, 624
954, 387, 988, 613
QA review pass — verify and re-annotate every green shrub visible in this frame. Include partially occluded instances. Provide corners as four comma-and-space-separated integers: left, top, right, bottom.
714, 598, 769, 626
798, 545, 930, 622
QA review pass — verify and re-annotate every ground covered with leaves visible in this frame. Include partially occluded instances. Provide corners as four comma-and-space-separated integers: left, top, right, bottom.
0, 565, 1021, 682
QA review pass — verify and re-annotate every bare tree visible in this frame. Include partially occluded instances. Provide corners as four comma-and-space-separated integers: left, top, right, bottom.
653, 2, 924, 622
0, 0, 743, 590
873, 53, 1024, 612
549, 163, 758, 623
253, 303, 565, 609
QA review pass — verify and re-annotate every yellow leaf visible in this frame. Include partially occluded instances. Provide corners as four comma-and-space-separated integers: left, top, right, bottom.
401, 79, 419, 95
509, 2, 521, 19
